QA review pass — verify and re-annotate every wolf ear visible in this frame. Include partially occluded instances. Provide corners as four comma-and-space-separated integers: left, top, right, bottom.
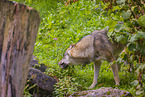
67, 44, 74, 56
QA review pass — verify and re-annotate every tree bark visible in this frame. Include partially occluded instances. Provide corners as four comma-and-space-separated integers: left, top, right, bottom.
0, 1, 40, 97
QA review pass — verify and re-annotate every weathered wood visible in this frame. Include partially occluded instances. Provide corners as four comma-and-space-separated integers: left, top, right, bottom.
0, 1, 40, 97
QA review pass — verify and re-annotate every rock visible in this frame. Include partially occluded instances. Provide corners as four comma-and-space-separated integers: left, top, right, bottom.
32, 63, 47, 72
27, 67, 57, 96
30, 57, 47, 72
69, 87, 133, 97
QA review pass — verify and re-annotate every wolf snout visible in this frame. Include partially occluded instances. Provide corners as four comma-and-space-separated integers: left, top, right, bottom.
58, 60, 68, 69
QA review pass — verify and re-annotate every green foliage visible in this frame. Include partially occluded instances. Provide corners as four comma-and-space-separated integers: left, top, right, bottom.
12, 0, 145, 96
138, 15, 145, 27
23, 79, 33, 97
54, 76, 84, 96
130, 63, 145, 96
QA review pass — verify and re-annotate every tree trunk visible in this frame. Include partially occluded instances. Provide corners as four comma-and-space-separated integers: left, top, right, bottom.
0, 1, 40, 97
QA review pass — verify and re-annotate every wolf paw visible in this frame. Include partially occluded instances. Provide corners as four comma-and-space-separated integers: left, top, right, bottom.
88, 83, 96, 89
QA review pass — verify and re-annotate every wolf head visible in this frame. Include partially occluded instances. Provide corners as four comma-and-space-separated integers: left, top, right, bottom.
58, 44, 75, 69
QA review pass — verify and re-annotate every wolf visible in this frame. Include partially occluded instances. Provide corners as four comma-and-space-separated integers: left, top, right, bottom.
58, 29, 125, 89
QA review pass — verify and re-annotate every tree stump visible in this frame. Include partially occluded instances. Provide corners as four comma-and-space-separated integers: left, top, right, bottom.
0, 1, 40, 97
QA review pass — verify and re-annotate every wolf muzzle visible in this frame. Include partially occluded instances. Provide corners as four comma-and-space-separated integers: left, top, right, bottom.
58, 60, 69, 69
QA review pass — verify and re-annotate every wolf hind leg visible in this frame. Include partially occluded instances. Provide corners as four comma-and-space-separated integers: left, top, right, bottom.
111, 63, 120, 85
89, 61, 101, 89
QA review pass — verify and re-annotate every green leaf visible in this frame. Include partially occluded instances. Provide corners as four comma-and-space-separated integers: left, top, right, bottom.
136, 85, 141, 89
138, 63, 145, 70
114, 24, 124, 32
116, 35, 125, 42
112, 6, 120, 11
143, 74, 145, 79
117, 0, 125, 4
137, 31, 145, 39
129, 34, 138, 43
138, 15, 145, 27
122, 10, 132, 20
136, 90, 144, 95
131, 80, 138, 86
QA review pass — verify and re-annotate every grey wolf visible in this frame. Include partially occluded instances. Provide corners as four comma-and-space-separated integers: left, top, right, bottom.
58, 29, 125, 89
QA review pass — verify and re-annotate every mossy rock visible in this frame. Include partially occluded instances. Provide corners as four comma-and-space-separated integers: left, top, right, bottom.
70, 87, 133, 97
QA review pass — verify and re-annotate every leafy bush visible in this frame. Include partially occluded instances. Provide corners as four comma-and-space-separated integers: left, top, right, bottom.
54, 76, 84, 96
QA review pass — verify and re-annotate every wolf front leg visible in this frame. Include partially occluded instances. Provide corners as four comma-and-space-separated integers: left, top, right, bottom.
111, 63, 120, 85
89, 61, 101, 89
